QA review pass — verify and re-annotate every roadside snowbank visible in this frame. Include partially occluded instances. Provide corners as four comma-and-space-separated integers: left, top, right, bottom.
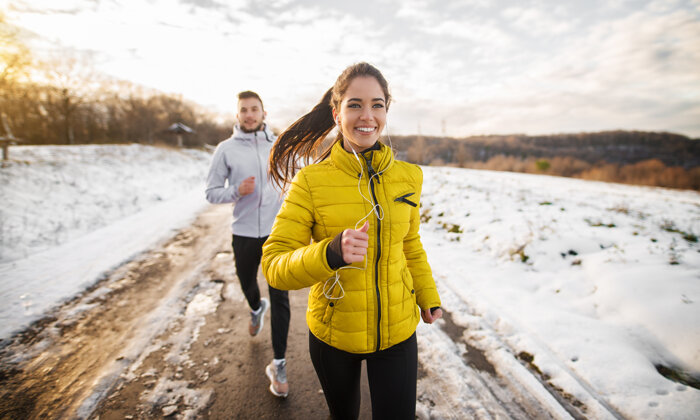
0, 144, 211, 339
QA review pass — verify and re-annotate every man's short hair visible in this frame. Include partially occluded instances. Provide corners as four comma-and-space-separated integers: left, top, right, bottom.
238, 91, 264, 111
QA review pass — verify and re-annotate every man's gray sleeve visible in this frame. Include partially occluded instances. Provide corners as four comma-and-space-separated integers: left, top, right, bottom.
205, 146, 240, 204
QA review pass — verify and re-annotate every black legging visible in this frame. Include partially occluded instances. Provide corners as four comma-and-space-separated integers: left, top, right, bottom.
309, 331, 417, 420
232, 234, 290, 359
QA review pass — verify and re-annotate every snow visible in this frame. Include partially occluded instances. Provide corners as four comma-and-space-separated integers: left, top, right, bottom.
419, 167, 700, 419
1, 145, 698, 419
0, 144, 211, 339
124, 282, 220, 420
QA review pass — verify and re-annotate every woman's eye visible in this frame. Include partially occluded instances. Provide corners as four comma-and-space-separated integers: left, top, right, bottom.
348, 103, 360, 108
373, 103, 384, 108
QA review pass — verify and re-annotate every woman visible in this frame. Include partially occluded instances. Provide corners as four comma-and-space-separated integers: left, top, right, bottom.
262, 62, 442, 419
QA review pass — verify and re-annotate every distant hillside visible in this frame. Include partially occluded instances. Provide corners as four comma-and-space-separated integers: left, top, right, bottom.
389, 131, 700, 190
391, 131, 699, 167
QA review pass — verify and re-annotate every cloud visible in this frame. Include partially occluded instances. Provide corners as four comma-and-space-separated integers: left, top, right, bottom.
7, 0, 89, 15
421, 18, 515, 48
179, 0, 227, 10
417, 6, 700, 136
501, 6, 574, 36
6, 0, 700, 137
394, 0, 435, 20
279, 2, 699, 137
269, 6, 323, 25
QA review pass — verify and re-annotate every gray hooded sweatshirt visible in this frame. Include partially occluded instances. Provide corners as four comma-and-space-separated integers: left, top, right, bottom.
205, 124, 283, 238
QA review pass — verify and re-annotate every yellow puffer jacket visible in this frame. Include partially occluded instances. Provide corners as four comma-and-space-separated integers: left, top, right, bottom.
262, 140, 441, 354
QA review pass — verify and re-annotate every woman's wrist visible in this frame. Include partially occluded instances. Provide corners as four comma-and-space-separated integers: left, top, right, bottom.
326, 232, 346, 270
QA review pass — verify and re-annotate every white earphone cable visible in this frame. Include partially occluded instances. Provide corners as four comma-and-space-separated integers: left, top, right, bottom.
323, 119, 391, 300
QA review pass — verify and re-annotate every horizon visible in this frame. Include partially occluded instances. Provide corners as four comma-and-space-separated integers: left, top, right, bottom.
377, 128, 700, 140
4, 0, 700, 138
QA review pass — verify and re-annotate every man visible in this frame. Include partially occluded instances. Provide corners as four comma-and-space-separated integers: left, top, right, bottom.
205, 91, 290, 398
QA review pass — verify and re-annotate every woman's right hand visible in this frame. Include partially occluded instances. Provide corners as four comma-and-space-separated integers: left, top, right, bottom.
341, 221, 369, 263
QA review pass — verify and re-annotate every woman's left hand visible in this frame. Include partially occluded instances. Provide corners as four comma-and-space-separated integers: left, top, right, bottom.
421, 307, 443, 324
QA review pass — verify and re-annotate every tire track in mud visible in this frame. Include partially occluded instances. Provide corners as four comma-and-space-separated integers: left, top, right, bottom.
426, 278, 623, 420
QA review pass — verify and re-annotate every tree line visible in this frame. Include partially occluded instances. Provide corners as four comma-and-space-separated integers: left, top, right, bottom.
0, 12, 231, 148
394, 133, 700, 190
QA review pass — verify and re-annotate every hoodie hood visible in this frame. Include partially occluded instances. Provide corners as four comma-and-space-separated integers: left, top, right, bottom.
232, 123, 275, 143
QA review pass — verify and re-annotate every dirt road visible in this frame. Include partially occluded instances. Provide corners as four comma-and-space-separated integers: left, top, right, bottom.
0, 204, 580, 419
0, 205, 372, 419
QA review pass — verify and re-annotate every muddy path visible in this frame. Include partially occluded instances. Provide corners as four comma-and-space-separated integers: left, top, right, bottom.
0, 204, 578, 420
0, 205, 372, 419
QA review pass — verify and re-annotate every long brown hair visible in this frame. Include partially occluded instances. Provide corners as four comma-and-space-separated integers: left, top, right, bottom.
269, 62, 391, 189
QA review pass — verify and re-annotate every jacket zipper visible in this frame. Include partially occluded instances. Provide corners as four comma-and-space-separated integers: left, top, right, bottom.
363, 151, 382, 352
254, 133, 263, 237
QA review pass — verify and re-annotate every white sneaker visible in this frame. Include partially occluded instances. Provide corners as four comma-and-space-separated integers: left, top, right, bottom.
265, 360, 289, 398
248, 297, 269, 336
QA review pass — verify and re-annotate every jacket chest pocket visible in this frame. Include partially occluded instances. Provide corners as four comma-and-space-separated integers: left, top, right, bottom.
392, 191, 416, 233
394, 191, 417, 207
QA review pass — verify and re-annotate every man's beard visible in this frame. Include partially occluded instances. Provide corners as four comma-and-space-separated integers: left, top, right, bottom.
240, 122, 263, 133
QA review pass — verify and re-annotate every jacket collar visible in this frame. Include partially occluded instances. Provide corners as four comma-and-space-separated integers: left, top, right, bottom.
232, 123, 275, 142
330, 138, 394, 178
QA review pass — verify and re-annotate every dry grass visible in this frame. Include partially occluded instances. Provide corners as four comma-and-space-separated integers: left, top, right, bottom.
460, 156, 700, 190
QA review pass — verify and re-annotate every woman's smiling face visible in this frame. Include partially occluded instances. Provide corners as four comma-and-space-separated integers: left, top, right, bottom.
334, 76, 387, 152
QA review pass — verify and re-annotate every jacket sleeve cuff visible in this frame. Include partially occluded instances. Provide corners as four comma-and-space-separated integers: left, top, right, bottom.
231, 184, 240, 201
416, 288, 442, 311
326, 232, 347, 270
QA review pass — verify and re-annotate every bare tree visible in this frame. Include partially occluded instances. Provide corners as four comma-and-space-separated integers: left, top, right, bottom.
42, 51, 101, 144
0, 11, 32, 92
0, 11, 33, 143
407, 136, 426, 164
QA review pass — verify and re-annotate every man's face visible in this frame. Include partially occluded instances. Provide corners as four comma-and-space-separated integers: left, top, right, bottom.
237, 97, 265, 133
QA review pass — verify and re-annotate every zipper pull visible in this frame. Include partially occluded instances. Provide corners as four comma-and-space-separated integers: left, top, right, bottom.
363, 152, 380, 183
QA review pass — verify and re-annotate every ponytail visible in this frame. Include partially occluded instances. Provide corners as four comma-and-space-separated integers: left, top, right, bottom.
269, 88, 337, 190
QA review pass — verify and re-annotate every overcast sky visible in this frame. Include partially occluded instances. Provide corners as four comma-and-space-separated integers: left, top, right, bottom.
6, 0, 700, 137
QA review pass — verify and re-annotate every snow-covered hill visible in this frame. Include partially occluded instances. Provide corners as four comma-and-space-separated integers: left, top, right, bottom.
0, 144, 698, 419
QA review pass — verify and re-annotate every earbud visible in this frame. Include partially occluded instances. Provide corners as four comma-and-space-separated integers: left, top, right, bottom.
335, 117, 339, 125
